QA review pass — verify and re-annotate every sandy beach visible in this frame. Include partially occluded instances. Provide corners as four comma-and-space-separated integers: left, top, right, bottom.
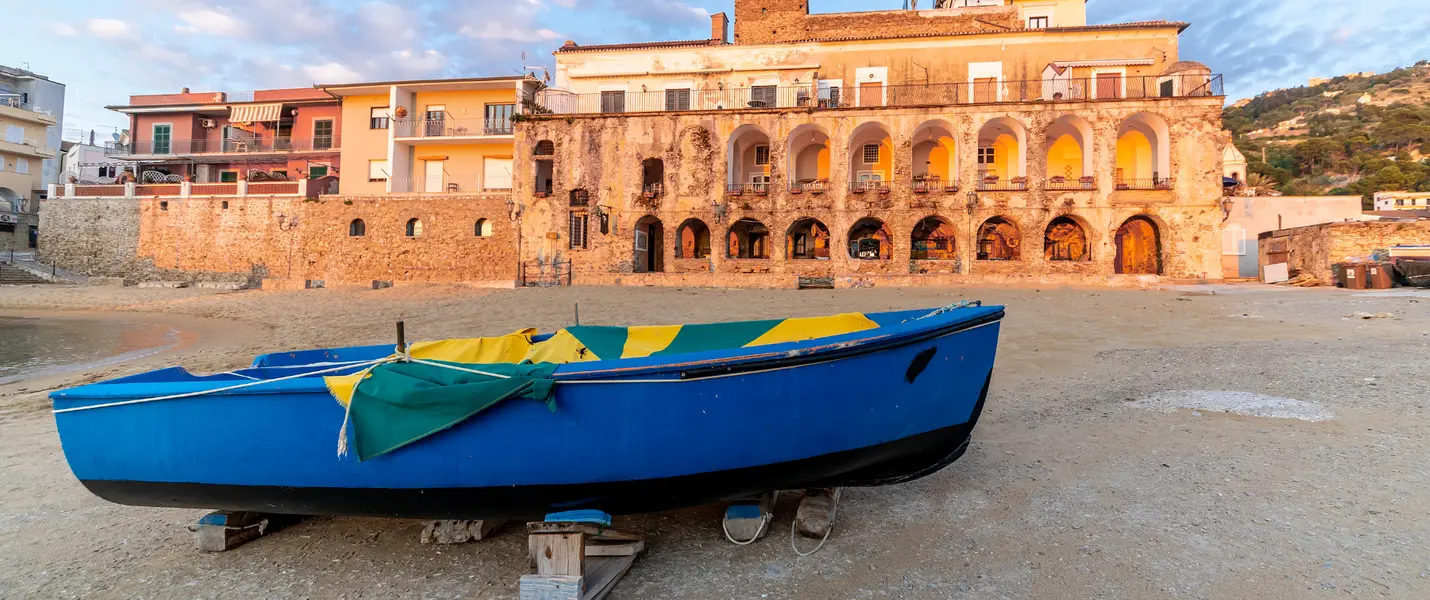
1, 282, 1427, 599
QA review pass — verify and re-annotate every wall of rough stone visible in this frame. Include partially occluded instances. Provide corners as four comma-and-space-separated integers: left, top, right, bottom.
733, 0, 1021, 45
514, 97, 1227, 286
41, 194, 520, 285
1260, 220, 1430, 283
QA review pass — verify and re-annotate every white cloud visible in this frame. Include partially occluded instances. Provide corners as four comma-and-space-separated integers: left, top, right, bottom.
304, 62, 365, 84
86, 18, 134, 40
389, 49, 448, 73
51, 23, 78, 36
175, 9, 248, 37
460, 22, 563, 42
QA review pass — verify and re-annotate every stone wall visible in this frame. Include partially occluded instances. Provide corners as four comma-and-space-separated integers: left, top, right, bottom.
41, 194, 520, 285
733, 0, 1020, 45
514, 97, 1228, 286
1259, 220, 1430, 283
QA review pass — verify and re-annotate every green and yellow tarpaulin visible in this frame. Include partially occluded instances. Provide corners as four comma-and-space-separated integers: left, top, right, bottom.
326, 312, 879, 460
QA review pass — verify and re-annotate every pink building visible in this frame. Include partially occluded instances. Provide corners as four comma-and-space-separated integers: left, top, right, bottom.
106, 87, 341, 182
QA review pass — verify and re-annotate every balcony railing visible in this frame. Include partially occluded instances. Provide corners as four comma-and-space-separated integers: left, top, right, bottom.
912, 177, 959, 193
1115, 177, 1175, 190
978, 177, 1029, 192
787, 180, 830, 194
1044, 177, 1097, 191
393, 117, 514, 138
389, 173, 513, 193
847, 181, 891, 194
726, 182, 771, 196
528, 74, 1224, 115
105, 136, 340, 156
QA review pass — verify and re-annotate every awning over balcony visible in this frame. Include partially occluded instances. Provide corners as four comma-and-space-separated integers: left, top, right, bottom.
230, 103, 282, 124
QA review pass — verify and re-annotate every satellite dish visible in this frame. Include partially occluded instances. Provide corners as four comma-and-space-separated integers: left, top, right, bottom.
111, 132, 120, 141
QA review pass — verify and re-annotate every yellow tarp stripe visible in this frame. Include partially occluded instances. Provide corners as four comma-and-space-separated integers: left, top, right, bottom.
743, 313, 879, 348
620, 325, 683, 359
408, 329, 536, 364
522, 329, 600, 364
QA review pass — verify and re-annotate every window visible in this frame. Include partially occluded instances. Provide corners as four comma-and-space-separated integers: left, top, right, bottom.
569, 212, 589, 249
1222, 225, 1246, 256
15, 157, 28, 174
862, 144, 880, 164
368, 159, 388, 182
856, 171, 883, 182
600, 91, 625, 113
221, 201, 229, 209
406, 218, 422, 237
350, 219, 366, 237
1027, 16, 1049, 29
1397, 199, 1405, 206
475, 218, 492, 237
750, 85, 777, 107
309, 165, 329, 178
219, 170, 238, 183
754, 145, 770, 165
370, 107, 390, 129
313, 119, 334, 150
570, 188, 589, 207
425, 105, 446, 136
664, 88, 690, 111
1160, 79, 1175, 98
152, 124, 172, 154
3, 125, 21, 144
978, 147, 996, 164
0, 223, 12, 233
484, 104, 515, 134
817, 80, 842, 108
534, 140, 555, 155
98, 165, 116, 179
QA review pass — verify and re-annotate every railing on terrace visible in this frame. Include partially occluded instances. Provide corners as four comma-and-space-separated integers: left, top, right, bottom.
393, 117, 515, 138
912, 178, 959, 193
787, 180, 830, 194
1044, 177, 1097, 191
190, 183, 239, 195
978, 177, 1029, 192
528, 74, 1223, 115
55, 179, 320, 199
1115, 177, 1175, 190
847, 181, 891, 194
388, 174, 513, 193
726, 182, 771, 196
642, 182, 663, 197
105, 136, 341, 156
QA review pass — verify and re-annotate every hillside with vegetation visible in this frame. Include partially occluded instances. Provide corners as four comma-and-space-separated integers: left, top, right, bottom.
1222, 61, 1430, 202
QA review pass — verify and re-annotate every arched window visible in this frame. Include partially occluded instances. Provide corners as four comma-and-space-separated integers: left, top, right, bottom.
727, 218, 770, 259
1116, 113, 1172, 189
534, 140, 554, 156
569, 189, 589, 207
848, 217, 891, 260
1044, 115, 1094, 188
912, 121, 957, 191
1114, 216, 1162, 274
976, 117, 1028, 190
642, 158, 664, 196
405, 218, 422, 237
676, 218, 712, 258
976, 217, 1021, 261
786, 125, 831, 193
349, 218, 366, 237
847, 122, 892, 192
787, 218, 830, 259
727, 125, 771, 194
911, 216, 956, 260
475, 218, 492, 237
1044, 216, 1089, 261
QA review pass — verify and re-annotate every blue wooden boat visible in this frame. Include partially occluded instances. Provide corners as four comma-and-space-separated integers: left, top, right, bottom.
50, 305, 1003, 519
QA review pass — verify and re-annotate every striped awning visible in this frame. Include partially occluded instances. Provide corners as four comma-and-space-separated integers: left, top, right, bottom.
229, 103, 282, 124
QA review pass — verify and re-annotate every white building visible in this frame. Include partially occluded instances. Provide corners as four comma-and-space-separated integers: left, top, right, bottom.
1372, 191, 1430, 211
60, 141, 121, 183
0, 64, 65, 190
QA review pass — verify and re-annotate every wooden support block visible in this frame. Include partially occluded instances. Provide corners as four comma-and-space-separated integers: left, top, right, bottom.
585, 541, 644, 557
520, 521, 645, 600
420, 519, 506, 544
530, 532, 585, 577
192, 511, 300, 553
519, 574, 583, 600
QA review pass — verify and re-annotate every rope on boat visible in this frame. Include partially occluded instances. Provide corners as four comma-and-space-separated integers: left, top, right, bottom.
910, 300, 982, 322
51, 357, 397, 415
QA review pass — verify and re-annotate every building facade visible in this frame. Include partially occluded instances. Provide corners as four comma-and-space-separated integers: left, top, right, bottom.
0, 70, 60, 250
0, 64, 65, 189
105, 87, 342, 183
1372, 191, 1430, 211
321, 76, 540, 195
512, 0, 1228, 286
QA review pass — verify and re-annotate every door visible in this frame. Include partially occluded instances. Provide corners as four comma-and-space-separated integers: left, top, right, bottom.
973, 78, 997, 103
859, 82, 883, 107
424, 105, 446, 136
1097, 72, 1123, 99
1114, 218, 1161, 275
424, 160, 445, 193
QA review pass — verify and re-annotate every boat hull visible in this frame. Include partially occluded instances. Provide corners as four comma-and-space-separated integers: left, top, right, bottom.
53, 307, 1002, 519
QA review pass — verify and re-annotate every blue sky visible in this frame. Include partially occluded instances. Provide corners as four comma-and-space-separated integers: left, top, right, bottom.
8, 0, 1429, 139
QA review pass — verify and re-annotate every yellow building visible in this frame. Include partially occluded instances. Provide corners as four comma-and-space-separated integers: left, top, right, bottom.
0, 96, 57, 250
1372, 191, 1430, 211
320, 77, 541, 195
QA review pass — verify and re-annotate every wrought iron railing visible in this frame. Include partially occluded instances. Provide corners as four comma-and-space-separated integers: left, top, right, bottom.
105, 137, 341, 156
1044, 177, 1097, 191
1115, 177, 1175, 190
389, 173, 511, 193
847, 181, 891, 193
528, 74, 1223, 115
726, 182, 771, 196
978, 178, 1029, 192
393, 117, 514, 138
787, 180, 829, 194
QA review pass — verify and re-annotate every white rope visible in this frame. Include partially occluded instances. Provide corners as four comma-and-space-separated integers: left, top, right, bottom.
790, 517, 834, 557
52, 357, 395, 415
217, 371, 261, 380
722, 491, 779, 546
406, 358, 513, 380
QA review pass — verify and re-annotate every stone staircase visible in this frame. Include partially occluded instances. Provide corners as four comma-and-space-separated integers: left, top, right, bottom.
0, 263, 51, 285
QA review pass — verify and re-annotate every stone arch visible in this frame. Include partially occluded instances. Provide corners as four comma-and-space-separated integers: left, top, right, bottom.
676, 218, 711, 258
976, 116, 1027, 184
633, 214, 664, 273
533, 140, 554, 156
1044, 115, 1094, 183
912, 119, 958, 189
1116, 112, 1172, 187
786, 123, 831, 191
475, 218, 492, 237
405, 218, 422, 237
848, 216, 892, 260
786, 217, 830, 259
727, 217, 770, 259
1114, 215, 1162, 274
848, 121, 893, 190
911, 216, 957, 260
1043, 215, 1090, 261
348, 218, 365, 237
976, 216, 1021, 260
728, 124, 771, 190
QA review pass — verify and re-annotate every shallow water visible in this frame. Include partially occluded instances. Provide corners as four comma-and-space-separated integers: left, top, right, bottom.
0, 316, 178, 384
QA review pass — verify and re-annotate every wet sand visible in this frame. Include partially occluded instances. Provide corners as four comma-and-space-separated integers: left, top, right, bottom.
0, 282, 1427, 599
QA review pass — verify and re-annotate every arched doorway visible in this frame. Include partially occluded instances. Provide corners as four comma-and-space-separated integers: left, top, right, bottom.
847, 122, 892, 192
727, 218, 770, 259
976, 217, 1021, 260
787, 218, 830, 259
912, 120, 956, 191
1114, 216, 1161, 274
634, 215, 664, 272
1116, 113, 1172, 189
976, 117, 1027, 190
848, 217, 891, 260
676, 218, 711, 258
786, 124, 831, 193
728, 125, 771, 194
911, 216, 957, 260
1044, 216, 1089, 261
1044, 115, 1093, 188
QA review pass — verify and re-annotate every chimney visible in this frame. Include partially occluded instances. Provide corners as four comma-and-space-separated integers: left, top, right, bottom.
89, 130, 95, 145
181, 87, 190, 94
711, 12, 729, 43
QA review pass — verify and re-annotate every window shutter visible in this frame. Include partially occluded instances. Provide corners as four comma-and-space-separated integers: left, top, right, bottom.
754, 145, 770, 165
665, 89, 689, 111
368, 160, 388, 181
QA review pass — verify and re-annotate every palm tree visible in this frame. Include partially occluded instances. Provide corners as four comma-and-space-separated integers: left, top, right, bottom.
1243, 173, 1278, 196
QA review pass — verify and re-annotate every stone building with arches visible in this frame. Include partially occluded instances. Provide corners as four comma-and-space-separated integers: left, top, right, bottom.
513, 0, 1228, 286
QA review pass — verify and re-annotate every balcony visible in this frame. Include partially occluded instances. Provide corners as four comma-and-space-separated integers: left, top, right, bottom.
726, 182, 771, 197
787, 180, 830, 195
529, 74, 1225, 115
389, 173, 513, 194
393, 117, 514, 139
0, 95, 58, 125
847, 181, 891, 194
104, 136, 339, 157
977, 176, 1029, 192
0, 137, 56, 159
1115, 177, 1175, 190
912, 177, 959, 194
1044, 176, 1097, 191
